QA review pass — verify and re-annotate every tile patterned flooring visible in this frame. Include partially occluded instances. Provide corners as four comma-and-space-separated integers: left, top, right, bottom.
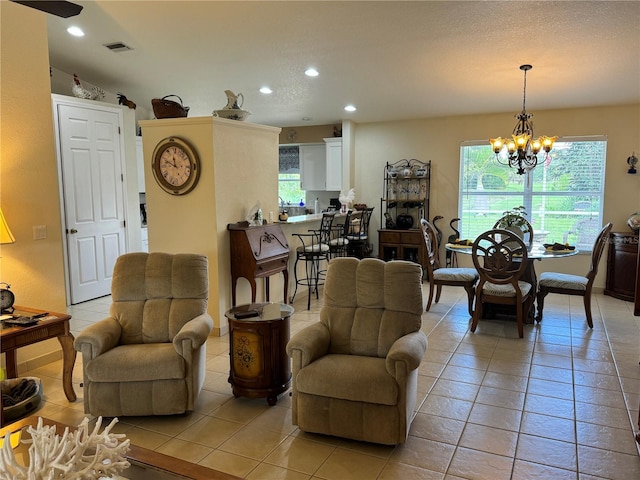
19, 286, 640, 479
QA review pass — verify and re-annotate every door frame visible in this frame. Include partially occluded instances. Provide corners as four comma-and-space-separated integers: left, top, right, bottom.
51, 94, 133, 305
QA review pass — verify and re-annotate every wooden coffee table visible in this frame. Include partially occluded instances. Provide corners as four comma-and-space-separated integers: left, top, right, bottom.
1, 307, 76, 402
0, 416, 241, 480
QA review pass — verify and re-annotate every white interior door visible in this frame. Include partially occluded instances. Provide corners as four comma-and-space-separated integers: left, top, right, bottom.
57, 103, 126, 304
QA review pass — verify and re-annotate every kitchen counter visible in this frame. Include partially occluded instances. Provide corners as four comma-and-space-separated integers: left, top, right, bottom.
278, 211, 347, 224
278, 213, 323, 224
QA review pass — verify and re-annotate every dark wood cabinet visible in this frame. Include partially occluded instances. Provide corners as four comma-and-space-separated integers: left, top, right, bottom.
225, 303, 293, 405
604, 232, 638, 302
378, 228, 426, 268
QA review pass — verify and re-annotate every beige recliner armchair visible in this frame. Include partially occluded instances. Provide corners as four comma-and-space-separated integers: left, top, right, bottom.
286, 257, 427, 445
74, 252, 213, 417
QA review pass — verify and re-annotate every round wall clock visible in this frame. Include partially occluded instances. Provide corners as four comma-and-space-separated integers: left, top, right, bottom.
0, 282, 15, 313
152, 136, 201, 195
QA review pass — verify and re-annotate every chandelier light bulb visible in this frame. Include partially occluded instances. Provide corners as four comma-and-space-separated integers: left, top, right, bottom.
514, 134, 529, 149
531, 138, 542, 154
489, 137, 506, 153
541, 136, 557, 152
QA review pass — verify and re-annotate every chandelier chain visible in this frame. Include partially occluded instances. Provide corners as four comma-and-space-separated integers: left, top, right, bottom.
522, 68, 527, 113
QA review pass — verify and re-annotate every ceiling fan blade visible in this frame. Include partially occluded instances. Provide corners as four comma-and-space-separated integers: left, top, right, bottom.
10, 0, 83, 18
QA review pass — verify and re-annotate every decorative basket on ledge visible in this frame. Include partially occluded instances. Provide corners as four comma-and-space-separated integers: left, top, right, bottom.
151, 95, 190, 119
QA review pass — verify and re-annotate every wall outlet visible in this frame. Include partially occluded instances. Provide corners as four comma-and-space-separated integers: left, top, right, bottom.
33, 225, 47, 240
269, 211, 274, 222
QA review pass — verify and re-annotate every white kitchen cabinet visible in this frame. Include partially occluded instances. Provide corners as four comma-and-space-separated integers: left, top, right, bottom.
324, 137, 342, 191
300, 143, 325, 191
136, 136, 145, 193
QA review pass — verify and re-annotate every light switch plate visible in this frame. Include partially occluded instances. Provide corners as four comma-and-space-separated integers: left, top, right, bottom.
33, 225, 47, 240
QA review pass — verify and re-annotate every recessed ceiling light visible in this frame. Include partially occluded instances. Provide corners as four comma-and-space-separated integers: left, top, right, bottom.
344, 105, 357, 112
259, 86, 273, 94
67, 26, 85, 37
302, 117, 312, 121
305, 68, 319, 77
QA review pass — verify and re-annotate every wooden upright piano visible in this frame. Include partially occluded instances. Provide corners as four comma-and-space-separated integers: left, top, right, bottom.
228, 222, 289, 306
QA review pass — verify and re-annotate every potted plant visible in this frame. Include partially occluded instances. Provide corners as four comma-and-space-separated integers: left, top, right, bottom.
495, 206, 530, 245
496, 206, 528, 228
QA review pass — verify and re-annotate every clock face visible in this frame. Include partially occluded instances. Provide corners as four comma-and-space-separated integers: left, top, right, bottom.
152, 137, 200, 195
0, 285, 15, 312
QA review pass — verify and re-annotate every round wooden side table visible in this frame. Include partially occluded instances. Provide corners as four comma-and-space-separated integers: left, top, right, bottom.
225, 303, 294, 405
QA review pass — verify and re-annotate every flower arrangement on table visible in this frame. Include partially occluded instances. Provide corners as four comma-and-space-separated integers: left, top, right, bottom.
0, 417, 130, 480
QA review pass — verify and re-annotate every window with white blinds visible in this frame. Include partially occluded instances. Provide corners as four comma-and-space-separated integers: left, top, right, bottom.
458, 136, 607, 251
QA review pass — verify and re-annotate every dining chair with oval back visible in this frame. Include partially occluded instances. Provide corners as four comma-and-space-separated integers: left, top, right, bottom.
536, 222, 613, 328
471, 229, 534, 338
421, 219, 478, 316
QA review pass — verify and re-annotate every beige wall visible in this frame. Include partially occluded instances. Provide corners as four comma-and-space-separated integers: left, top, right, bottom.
1, 2, 68, 370
353, 104, 640, 287
139, 117, 281, 334
278, 124, 341, 144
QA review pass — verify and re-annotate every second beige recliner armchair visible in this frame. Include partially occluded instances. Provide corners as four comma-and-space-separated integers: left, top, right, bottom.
286, 257, 427, 445
74, 252, 213, 417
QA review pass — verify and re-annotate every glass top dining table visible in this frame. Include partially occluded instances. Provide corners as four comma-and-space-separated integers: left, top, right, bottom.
444, 242, 579, 323
445, 242, 579, 260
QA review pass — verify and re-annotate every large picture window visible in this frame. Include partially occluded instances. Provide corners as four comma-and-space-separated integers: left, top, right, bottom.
458, 136, 607, 251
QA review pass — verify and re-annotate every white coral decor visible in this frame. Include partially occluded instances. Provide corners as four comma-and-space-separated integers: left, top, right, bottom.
0, 416, 130, 480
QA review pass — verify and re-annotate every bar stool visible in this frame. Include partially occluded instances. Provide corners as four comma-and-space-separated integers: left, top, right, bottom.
346, 207, 374, 258
328, 210, 352, 258
291, 212, 335, 309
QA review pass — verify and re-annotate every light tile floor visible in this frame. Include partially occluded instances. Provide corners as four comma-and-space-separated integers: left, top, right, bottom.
19, 286, 640, 479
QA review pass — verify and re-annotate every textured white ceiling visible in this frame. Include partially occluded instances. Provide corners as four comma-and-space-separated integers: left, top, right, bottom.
44, 0, 640, 126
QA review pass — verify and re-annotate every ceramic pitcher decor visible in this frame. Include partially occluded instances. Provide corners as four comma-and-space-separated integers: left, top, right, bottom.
223, 90, 244, 110
213, 90, 251, 121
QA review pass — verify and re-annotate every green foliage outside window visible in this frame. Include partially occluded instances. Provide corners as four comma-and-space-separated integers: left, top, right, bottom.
279, 173, 305, 205
278, 146, 305, 205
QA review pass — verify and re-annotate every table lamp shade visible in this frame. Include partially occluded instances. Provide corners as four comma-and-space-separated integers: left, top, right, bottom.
0, 208, 16, 244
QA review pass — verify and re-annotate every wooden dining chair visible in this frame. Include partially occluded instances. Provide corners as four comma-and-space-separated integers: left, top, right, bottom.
420, 219, 478, 315
536, 222, 612, 328
471, 229, 534, 338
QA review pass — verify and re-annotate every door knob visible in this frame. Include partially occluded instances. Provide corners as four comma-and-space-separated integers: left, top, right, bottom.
69, 229, 78, 234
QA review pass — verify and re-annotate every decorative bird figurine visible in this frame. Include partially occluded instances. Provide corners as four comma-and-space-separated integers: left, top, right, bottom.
117, 93, 137, 109
72, 73, 105, 100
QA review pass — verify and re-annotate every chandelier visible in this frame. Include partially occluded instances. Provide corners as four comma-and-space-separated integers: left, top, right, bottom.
489, 64, 557, 175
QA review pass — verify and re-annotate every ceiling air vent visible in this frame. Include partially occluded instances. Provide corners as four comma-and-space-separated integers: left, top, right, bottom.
103, 42, 133, 53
